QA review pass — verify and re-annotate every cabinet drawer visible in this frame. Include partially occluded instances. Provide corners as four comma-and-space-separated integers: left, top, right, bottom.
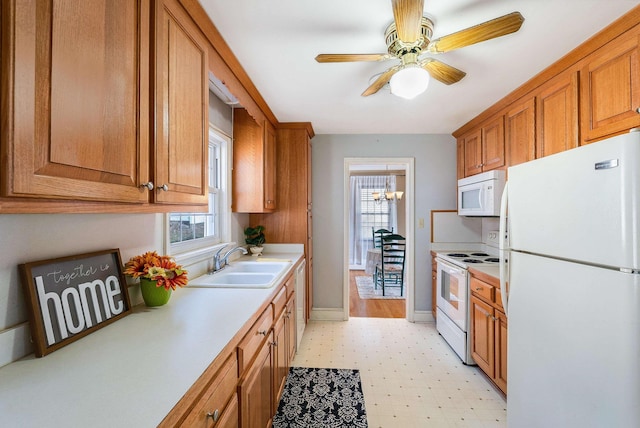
238, 305, 273, 374
272, 285, 287, 318
214, 393, 238, 428
182, 353, 238, 427
470, 277, 494, 302
495, 287, 504, 310
285, 277, 295, 299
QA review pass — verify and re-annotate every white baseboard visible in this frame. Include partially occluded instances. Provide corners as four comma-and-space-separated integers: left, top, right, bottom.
0, 322, 33, 368
412, 310, 435, 323
309, 308, 347, 321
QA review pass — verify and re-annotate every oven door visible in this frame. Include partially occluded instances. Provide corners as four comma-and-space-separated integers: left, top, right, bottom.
436, 258, 468, 331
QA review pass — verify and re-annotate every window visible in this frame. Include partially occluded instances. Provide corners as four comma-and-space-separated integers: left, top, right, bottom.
359, 185, 391, 246
167, 126, 230, 254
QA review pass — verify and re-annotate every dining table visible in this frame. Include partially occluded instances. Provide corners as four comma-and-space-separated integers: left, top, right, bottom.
365, 248, 381, 275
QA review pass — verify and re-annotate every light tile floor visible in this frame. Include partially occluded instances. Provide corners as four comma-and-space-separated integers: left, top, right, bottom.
291, 318, 507, 428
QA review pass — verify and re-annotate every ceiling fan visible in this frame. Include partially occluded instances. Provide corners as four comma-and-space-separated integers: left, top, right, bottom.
315, 0, 524, 98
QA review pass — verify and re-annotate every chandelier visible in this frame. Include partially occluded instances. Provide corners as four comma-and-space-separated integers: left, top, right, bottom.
372, 176, 403, 204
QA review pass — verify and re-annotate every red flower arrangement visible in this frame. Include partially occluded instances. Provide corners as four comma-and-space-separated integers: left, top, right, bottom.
123, 251, 188, 291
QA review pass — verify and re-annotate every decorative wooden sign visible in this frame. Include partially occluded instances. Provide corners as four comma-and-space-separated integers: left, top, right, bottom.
19, 249, 132, 357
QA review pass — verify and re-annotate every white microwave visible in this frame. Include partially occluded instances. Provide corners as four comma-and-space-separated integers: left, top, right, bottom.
457, 170, 506, 216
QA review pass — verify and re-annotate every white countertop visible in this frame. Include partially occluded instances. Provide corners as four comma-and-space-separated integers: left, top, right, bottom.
468, 264, 500, 280
0, 252, 302, 427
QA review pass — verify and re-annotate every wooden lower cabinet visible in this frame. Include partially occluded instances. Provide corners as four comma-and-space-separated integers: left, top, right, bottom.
239, 333, 274, 428
215, 394, 239, 428
469, 274, 507, 394
160, 269, 300, 427
273, 308, 288, 414
431, 252, 437, 319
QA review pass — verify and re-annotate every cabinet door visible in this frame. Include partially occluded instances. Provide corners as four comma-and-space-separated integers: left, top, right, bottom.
456, 138, 465, 179
273, 311, 288, 413
481, 116, 505, 171
3, 0, 150, 202
263, 122, 277, 210
470, 295, 494, 376
463, 130, 483, 176
232, 109, 276, 213
239, 335, 273, 428
154, 0, 208, 205
494, 310, 508, 394
536, 71, 579, 158
581, 30, 640, 143
215, 394, 239, 428
506, 97, 536, 166
431, 255, 437, 319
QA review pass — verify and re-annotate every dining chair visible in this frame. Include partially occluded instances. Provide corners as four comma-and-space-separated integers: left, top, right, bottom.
373, 234, 405, 296
372, 227, 394, 248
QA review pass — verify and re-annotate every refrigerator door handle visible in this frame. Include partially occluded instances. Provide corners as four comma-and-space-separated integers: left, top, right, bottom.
499, 182, 509, 315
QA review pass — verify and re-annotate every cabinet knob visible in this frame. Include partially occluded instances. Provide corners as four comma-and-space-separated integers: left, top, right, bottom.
140, 182, 154, 191
158, 184, 169, 191
636, 107, 640, 114
206, 409, 220, 422
257, 330, 267, 336
475, 287, 482, 291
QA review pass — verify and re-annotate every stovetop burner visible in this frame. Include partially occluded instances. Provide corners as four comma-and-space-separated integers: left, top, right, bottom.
462, 259, 483, 263
447, 253, 469, 258
485, 257, 500, 263
471, 252, 490, 257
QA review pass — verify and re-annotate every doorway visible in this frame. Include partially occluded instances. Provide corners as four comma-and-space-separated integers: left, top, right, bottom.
343, 158, 415, 320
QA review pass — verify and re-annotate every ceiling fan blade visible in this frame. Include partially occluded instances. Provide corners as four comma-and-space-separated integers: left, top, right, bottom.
392, 0, 425, 43
362, 66, 401, 97
427, 11, 524, 54
422, 59, 466, 85
315, 53, 393, 63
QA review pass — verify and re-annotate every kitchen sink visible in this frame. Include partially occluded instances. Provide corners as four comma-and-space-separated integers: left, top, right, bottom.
188, 260, 291, 289
231, 261, 289, 273
189, 272, 277, 288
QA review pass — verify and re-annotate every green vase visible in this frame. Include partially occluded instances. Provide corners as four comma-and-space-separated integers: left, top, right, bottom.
140, 277, 172, 307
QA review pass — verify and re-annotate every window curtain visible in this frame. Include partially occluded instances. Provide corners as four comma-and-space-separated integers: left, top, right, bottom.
349, 175, 398, 268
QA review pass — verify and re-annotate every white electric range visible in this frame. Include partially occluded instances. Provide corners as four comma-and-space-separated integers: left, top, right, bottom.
434, 248, 500, 364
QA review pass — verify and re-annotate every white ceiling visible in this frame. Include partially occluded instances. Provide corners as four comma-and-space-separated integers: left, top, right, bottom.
199, 0, 639, 135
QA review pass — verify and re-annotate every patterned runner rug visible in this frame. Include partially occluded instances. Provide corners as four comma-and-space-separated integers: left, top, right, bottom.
273, 367, 368, 428
355, 275, 404, 299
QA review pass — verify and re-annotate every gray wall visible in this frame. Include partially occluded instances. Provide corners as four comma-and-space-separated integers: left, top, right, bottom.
311, 134, 457, 313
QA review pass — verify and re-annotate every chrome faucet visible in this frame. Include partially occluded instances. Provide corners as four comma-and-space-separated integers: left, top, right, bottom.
211, 245, 248, 273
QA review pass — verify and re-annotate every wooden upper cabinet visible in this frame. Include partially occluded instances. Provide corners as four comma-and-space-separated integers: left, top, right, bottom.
232, 108, 277, 213
481, 116, 505, 171
536, 70, 579, 158
154, 0, 208, 205
263, 122, 277, 210
460, 117, 505, 177
462, 129, 482, 177
580, 28, 640, 143
456, 139, 465, 179
506, 97, 536, 167
1, 0, 150, 202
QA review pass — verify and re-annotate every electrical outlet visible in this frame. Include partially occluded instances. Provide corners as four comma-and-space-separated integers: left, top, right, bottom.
487, 230, 499, 245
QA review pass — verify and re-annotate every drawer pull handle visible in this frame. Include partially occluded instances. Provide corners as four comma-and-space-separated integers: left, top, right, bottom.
475, 287, 483, 291
257, 330, 267, 336
206, 409, 220, 422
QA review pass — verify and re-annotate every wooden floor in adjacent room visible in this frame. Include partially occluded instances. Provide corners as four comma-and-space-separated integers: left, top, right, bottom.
349, 270, 405, 318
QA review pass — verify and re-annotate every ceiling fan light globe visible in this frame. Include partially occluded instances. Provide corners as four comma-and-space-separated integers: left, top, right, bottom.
389, 66, 430, 99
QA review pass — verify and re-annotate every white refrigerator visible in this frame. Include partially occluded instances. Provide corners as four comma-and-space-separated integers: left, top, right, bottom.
499, 130, 640, 428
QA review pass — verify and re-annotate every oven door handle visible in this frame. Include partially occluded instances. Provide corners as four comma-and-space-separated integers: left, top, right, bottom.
441, 264, 465, 277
